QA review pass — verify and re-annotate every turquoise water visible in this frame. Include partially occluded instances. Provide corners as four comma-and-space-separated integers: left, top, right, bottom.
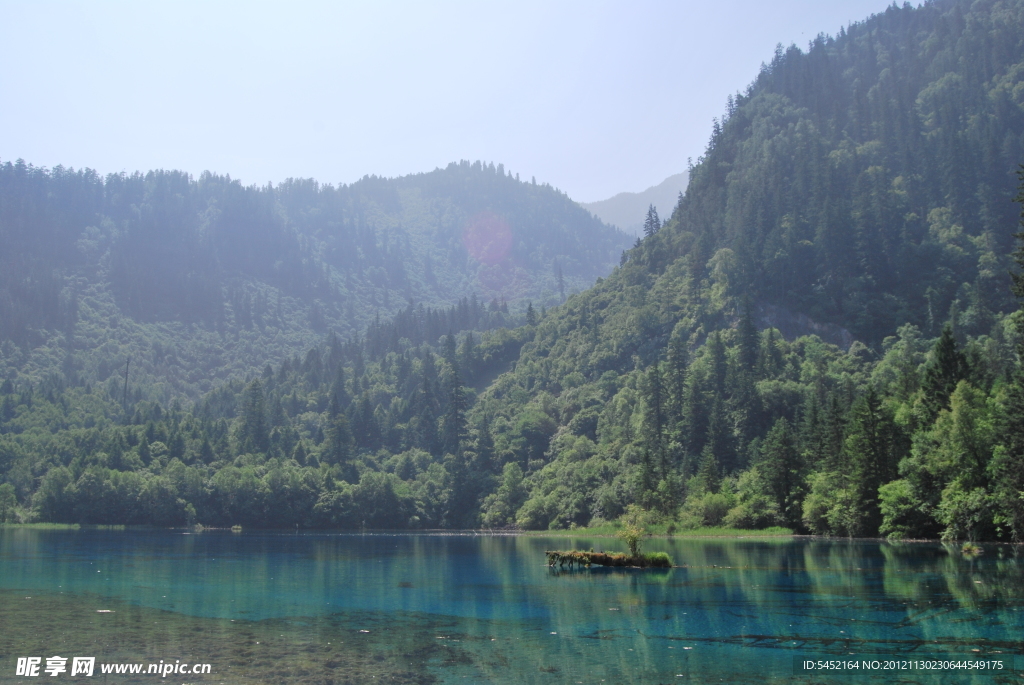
1, 529, 1022, 684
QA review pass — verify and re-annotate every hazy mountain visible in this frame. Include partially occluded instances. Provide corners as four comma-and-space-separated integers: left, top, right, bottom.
580, 172, 689, 235
0, 159, 630, 398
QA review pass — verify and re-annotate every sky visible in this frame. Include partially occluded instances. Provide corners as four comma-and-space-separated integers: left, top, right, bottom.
0, 1, 895, 203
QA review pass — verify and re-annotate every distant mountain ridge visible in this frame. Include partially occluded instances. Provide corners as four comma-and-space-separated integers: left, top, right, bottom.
580, 172, 689, 235
0, 159, 631, 398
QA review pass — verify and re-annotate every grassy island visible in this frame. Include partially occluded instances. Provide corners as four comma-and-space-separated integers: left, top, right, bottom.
546, 550, 672, 569
545, 507, 674, 568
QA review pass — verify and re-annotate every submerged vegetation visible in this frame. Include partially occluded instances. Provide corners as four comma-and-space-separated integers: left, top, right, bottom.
961, 541, 984, 557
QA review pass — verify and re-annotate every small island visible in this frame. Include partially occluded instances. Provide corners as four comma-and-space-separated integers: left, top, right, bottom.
546, 509, 672, 568
546, 549, 672, 569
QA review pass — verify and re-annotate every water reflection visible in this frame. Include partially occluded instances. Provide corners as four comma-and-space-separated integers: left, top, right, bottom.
1, 529, 1021, 684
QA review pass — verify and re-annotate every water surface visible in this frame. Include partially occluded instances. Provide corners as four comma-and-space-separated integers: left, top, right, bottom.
1, 529, 1021, 684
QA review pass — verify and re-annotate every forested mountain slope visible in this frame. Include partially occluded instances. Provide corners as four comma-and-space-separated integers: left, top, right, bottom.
3, 0, 1024, 542
675, 0, 1024, 344
470, 0, 1024, 539
0, 160, 629, 399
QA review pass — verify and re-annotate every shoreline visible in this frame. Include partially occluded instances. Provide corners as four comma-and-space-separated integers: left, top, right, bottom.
5, 522, 1017, 543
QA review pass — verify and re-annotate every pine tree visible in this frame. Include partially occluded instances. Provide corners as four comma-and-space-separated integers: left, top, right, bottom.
695, 444, 719, 494
681, 373, 708, 470
323, 414, 353, 471
704, 394, 734, 474
267, 395, 286, 429
707, 331, 727, 395
640, 364, 667, 472
475, 414, 496, 471
411, 371, 439, 455
199, 437, 215, 464
922, 325, 968, 419
168, 432, 186, 462
138, 434, 152, 464
238, 380, 269, 454
798, 394, 823, 467
757, 418, 803, 526
351, 391, 380, 451
457, 331, 476, 381
666, 322, 689, 441
822, 394, 846, 469
327, 365, 349, 418
845, 386, 906, 534
442, 449, 473, 527
441, 364, 467, 457
643, 204, 661, 238
636, 450, 658, 507
292, 440, 307, 466
442, 332, 457, 365
737, 300, 759, 373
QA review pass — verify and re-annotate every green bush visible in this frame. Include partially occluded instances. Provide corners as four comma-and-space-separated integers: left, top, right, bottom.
643, 552, 672, 567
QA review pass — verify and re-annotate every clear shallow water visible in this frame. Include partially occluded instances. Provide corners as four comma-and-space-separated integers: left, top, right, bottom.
1, 529, 1022, 684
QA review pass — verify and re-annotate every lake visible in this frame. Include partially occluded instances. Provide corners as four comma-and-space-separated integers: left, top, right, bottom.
0, 528, 1021, 684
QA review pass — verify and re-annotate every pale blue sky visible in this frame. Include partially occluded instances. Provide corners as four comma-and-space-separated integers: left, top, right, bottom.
1, 1, 894, 202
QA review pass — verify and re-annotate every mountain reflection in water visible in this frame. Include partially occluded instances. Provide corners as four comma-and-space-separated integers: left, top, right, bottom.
1, 529, 1021, 684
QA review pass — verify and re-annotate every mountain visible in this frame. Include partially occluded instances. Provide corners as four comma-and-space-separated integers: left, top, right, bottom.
581, 172, 689, 236
469, 0, 1024, 538
3, 0, 1024, 543
0, 160, 630, 399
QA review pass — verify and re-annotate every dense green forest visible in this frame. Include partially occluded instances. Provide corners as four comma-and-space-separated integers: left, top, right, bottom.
0, 160, 628, 399
3, 0, 1024, 542
469, 0, 1024, 541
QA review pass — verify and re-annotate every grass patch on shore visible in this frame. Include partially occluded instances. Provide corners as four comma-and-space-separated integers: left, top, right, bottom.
660, 525, 793, 537
0, 523, 128, 531
522, 524, 793, 538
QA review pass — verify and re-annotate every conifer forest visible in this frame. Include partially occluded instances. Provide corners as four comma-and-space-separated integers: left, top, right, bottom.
3, 0, 1024, 543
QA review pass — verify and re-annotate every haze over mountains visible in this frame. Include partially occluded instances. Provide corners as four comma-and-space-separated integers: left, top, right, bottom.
581, 172, 689, 236
0, 160, 630, 398
2, 0, 1024, 545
